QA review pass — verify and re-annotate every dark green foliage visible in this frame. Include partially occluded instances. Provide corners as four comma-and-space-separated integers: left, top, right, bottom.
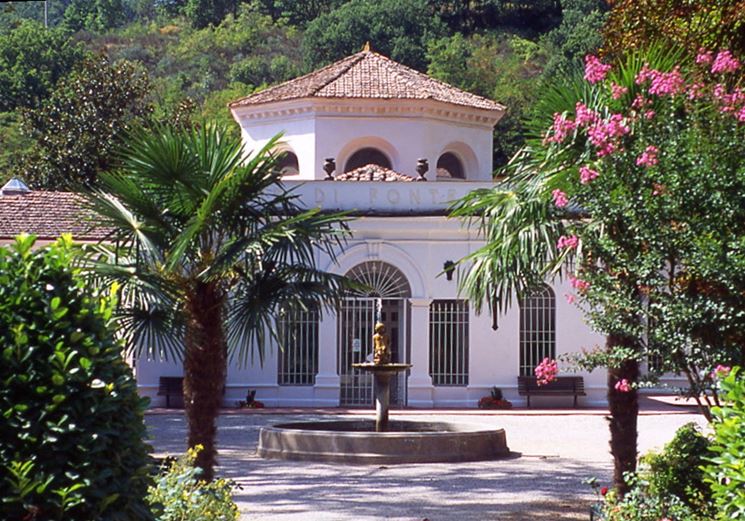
542, 0, 608, 77
0, 234, 153, 521
429, 0, 562, 35
183, 0, 240, 29
427, 32, 547, 168
0, 112, 33, 184
641, 423, 713, 514
705, 368, 745, 519
0, 20, 86, 111
302, 0, 446, 71
256, 0, 344, 26
603, 423, 714, 520
18, 55, 151, 189
62, 0, 127, 32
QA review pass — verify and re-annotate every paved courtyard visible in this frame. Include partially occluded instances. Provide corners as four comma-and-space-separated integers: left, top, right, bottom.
145, 401, 707, 521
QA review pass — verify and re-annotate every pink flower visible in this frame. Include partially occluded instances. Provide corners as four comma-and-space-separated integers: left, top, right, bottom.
547, 113, 577, 143
738, 106, 745, 122
557, 234, 579, 250
644, 110, 656, 120
588, 114, 630, 157
711, 50, 740, 74
652, 183, 665, 196
636, 145, 659, 167
575, 102, 598, 126
615, 379, 632, 393
631, 94, 648, 109
535, 358, 559, 386
565, 293, 576, 305
636, 65, 685, 96
687, 82, 705, 100
584, 55, 612, 84
711, 365, 731, 378
696, 48, 714, 65
610, 83, 628, 100
635, 64, 654, 85
579, 166, 599, 184
552, 189, 569, 208
569, 274, 590, 292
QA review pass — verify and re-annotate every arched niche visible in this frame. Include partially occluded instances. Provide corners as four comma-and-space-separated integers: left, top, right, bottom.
344, 148, 392, 172
436, 152, 465, 180
437, 142, 479, 180
274, 148, 299, 177
337, 137, 400, 174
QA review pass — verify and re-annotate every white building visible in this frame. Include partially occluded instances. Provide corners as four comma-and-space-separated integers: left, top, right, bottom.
0, 49, 609, 407
134, 49, 608, 407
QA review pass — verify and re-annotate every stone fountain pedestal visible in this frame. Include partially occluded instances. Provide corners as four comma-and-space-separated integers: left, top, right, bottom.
352, 362, 411, 431
256, 354, 510, 464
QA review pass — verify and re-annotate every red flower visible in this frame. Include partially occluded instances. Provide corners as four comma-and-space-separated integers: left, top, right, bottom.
600, 486, 608, 496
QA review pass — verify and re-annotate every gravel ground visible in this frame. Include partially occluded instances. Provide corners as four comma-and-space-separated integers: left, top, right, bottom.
145, 405, 707, 521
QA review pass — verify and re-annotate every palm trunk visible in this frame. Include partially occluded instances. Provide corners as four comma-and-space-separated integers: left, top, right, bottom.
606, 333, 640, 496
183, 281, 226, 481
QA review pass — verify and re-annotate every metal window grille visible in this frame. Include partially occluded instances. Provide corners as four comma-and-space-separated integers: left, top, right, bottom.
429, 300, 469, 386
519, 285, 556, 376
278, 307, 319, 386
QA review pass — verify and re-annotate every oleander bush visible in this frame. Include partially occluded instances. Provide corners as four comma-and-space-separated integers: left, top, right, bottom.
147, 446, 239, 521
0, 235, 153, 521
705, 367, 745, 520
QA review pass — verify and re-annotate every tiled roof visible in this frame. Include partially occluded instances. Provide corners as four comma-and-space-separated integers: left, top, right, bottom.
333, 164, 416, 182
0, 191, 108, 241
230, 50, 504, 112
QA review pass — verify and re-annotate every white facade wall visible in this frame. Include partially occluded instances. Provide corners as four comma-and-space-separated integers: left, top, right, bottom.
232, 99, 498, 181
135, 184, 608, 408
134, 96, 608, 408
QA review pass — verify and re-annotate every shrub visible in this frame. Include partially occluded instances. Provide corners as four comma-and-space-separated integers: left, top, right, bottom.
148, 446, 239, 521
641, 422, 713, 514
705, 367, 745, 520
601, 423, 714, 521
0, 235, 153, 521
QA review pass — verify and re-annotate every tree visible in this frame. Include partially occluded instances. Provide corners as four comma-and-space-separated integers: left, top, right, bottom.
451, 46, 745, 494
18, 55, 151, 189
302, 0, 447, 71
255, 0, 344, 26
62, 0, 127, 32
0, 20, 85, 111
183, 0, 240, 28
84, 123, 351, 480
429, 0, 562, 35
542, 0, 608, 77
427, 32, 547, 167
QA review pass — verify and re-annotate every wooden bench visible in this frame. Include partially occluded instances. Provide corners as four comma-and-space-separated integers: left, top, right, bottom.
157, 376, 184, 408
517, 375, 585, 408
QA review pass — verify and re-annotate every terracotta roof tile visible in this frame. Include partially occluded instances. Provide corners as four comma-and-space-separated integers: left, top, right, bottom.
333, 164, 416, 182
230, 50, 504, 112
0, 192, 108, 241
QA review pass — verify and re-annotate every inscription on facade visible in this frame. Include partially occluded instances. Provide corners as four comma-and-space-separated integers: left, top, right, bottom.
311, 185, 464, 210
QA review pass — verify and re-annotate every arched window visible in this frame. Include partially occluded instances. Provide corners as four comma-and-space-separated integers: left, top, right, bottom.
519, 284, 556, 376
436, 152, 465, 179
345, 261, 411, 298
344, 148, 392, 172
276, 151, 299, 176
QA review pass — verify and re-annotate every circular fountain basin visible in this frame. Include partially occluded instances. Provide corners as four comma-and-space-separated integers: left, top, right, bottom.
257, 420, 509, 464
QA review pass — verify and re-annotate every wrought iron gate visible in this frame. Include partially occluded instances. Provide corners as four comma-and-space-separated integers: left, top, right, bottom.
338, 297, 408, 406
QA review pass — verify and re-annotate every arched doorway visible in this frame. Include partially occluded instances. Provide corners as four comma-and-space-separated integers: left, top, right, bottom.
338, 261, 411, 406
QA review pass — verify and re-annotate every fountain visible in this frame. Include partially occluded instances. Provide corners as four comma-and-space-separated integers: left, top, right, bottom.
257, 300, 510, 463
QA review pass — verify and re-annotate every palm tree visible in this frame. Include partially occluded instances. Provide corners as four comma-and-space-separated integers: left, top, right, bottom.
451, 48, 682, 495
83, 123, 350, 480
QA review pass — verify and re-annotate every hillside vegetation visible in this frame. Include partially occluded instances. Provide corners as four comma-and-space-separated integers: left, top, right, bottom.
0, 0, 609, 188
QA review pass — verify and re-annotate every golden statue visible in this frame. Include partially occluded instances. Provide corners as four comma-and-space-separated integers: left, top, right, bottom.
372, 322, 391, 365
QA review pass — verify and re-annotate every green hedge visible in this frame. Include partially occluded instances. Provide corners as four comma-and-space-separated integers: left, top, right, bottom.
0, 235, 153, 520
